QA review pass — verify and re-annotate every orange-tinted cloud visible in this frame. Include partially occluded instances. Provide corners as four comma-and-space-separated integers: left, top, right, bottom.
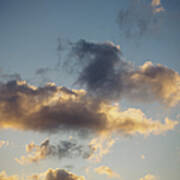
31, 169, 85, 180
88, 136, 116, 162
0, 171, 19, 180
140, 174, 156, 180
95, 166, 120, 178
0, 81, 178, 137
129, 61, 180, 107
0, 169, 85, 180
141, 154, 145, 160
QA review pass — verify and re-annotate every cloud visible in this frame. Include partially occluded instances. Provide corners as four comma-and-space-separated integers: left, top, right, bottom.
88, 136, 116, 162
31, 169, 85, 180
43, 169, 85, 180
0, 169, 85, 180
65, 40, 180, 106
140, 174, 156, 180
35, 67, 52, 84
0, 140, 9, 148
36, 68, 51, 76
0, 80, 178, 136
94, 166, 120, 178
16, 138, 94, 165
0, 171, 19, 180
0, 80, 178, 137
68, 40, 123, 100
117, 0, 164, 38
151, 0, 161, 7
151, 0, 164, 13
141, 154, 145, 160
127, 61, 180, 106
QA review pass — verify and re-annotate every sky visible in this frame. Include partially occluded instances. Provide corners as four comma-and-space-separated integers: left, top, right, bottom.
0, 0, 180, 180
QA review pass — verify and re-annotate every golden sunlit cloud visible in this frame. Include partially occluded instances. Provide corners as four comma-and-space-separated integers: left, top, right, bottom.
0, 171, 19, 180
140, 174, 156, 180
151, 0, 161, 6
141, 154, 145, 160
0, 81, 178, 137
151, 0, 164, 13
26, 142, 37, 153
0, 169, 85, 180
130, 62, 180, 107
16, 139, 53, 165
88, 136, 116, 162
94, 166, 120, 178
32, 168, 85, 180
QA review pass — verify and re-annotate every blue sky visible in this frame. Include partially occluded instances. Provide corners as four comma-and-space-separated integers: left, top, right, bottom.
0, 1, 180, 180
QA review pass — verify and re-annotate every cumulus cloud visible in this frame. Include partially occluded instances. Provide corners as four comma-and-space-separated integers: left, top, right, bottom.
94, 166, 120, 178
140, 174, 156, 180
117, 0, 164, 37
0, 41, 179, 140
0, 171, 19, 180
0, 80, 177, 136
31, 169, 85, 180
64, 40, 180, 106
0, 169, 85, 180
16, 138, 94, 165
127, 61, 180, 106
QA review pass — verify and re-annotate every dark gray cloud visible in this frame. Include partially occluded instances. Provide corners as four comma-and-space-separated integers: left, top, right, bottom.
62, 39, 180, 106
42, 169, 85, 180
66, 39, 129, 100
16, 139, 94, 164
36, 68, 51, 75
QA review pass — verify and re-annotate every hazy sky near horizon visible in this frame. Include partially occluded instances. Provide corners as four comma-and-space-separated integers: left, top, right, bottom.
0, 1, 180, 180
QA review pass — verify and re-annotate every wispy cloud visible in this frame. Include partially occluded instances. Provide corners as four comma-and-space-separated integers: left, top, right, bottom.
117, 0, 164, 38
16, 138, 94, 165
95, 166, 120, 178
88, 136, 116, 162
